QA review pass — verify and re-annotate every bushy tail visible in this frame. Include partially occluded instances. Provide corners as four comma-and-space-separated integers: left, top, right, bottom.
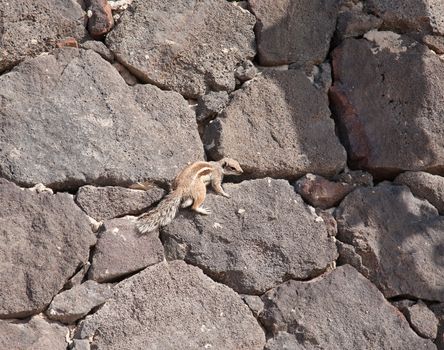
136, 191, 182, 234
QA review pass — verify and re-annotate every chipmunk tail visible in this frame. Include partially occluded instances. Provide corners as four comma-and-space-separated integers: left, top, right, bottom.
136, 191, 182, 234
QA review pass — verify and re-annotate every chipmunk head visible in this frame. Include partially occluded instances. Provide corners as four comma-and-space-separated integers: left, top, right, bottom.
218, 158, 243, 175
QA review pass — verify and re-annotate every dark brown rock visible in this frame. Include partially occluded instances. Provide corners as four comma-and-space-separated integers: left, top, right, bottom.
260, 265, 436, 349
0, 179, 96, 319
294, 173, 355, 209
106, 0, 256, 98
85, 0, 114, 37
248, 0, 340, 66
75, 185, 165, 221
0, 315, 68, 350
330, 33, 444, 178
0, 48, 204, 189
0, 0, 87, 72
162, 178, 338, 294
78, 261, 266, 349
395, 171, 444, 214
46, 281, 112, 324
204, 70, 346, 179
404, 301, 439, 340
88, 216, 164, 282
365, 0, 444, 34
336, 183, 444, 301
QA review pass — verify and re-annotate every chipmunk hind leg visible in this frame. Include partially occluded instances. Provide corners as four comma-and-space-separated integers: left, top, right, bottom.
181, 198, 193, 208
191, 180, 211, 215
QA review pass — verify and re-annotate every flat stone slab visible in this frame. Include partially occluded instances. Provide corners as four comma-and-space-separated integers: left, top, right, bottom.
88, 216, 164, 282
46, 281, 113, 324
0, 48, 204, 189
330, 33, 444, 178
0, 315, 68, 350
106, 0, 256, 98
0, 0, 87, 72
0, 179, 96, 318
75, 185, 165, 221
335, 183, 444, 301
249, 0, 340, 66
78, 261, 266, 349
162, 178, 338, 294
204, 70, 346, 179
260, 265, 437, 350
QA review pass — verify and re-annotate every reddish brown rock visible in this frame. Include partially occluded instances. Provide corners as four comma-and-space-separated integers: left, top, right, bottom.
330, 33, 444, 179
85, 0, 114, 37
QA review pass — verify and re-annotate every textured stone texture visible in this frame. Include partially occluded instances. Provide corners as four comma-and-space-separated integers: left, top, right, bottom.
395, 171, 444, 214
162, 178, 338, 294
46, 281, 113, 324
78, 261, 266, 349
196, 91, 229, 123
0, 48, 204, 189
0, 0, 87, 72
336, 183, 444, 301
260, 265, 436, 350
294, 173, 355, 209
204, 70, 346, 179
330, 34, 444, 178
404, 301, 439, 340
106, 0, 256, 98
80, 41, 115, 62
89, 216, 164, 282
0, 179, 96, 318
365, 0, 444, 34
335, 10, 383, 41
0, 315, 68, 350
85, 0, 114, 38
249, 0, 340, 66
75, 185, 165, 221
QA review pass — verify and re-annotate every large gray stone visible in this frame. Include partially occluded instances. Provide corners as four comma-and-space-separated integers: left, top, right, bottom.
330, 33, 444, 179
260, 265, 436, 350
0, 179, 96, 318
404, 301, 439, 340
75, 185, 165, 221
365, 0, 444, 34
88, 216, 164, 282
0, 315, 68, 350
248, 0, 340, 67
0, 48, 204, 189
335, 183, 444, 301
78, 261, 266, 349
106, 0, 256, 98
46, 281, 113, 324
204, 70, 346, 179
0, 0, 87, 72
395, 171, 444, 214
162, 178, 338, 294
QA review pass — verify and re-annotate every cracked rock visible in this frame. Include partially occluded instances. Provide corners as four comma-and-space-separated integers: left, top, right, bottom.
162, 178, 338, 294
260, 265, 436, 349
78, 261, 266, 349
0, 179, 96, 319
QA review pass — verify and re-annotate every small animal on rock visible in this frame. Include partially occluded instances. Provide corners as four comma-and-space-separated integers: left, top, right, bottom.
136, 158, 243, 233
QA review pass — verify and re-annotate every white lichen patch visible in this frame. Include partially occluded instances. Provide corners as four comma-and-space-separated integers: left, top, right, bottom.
364, 30, 414, 55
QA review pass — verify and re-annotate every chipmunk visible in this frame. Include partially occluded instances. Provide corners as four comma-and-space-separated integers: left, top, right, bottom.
136, 158, 243, 234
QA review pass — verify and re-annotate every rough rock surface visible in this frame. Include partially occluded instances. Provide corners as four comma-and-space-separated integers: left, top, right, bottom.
80, 41, 114, 62
78, 261, 266, 349
395, 171, 444, 214
204, 70, 346, 179
88, 216, 164, 282
430, 303, 444, 349
0, 315, 68, 350
404, 301, 439, 340
196, 91, 229, 123
162, 178, 338, 294
335, 183, 444, 301
365, 0, 444, 34
0, 0, 87, 72
0, 179, 96, 318
46, 281, 113, 324
249, 0, 340, 67
335, 10, 383, 41
0, 48, 204, 189
294, 173, 355, 209
85, 0, 114, 38
260, 265, 436, 350
75, 185, 165, 221
106, 0, 256, 98
330, 33, 444, 178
